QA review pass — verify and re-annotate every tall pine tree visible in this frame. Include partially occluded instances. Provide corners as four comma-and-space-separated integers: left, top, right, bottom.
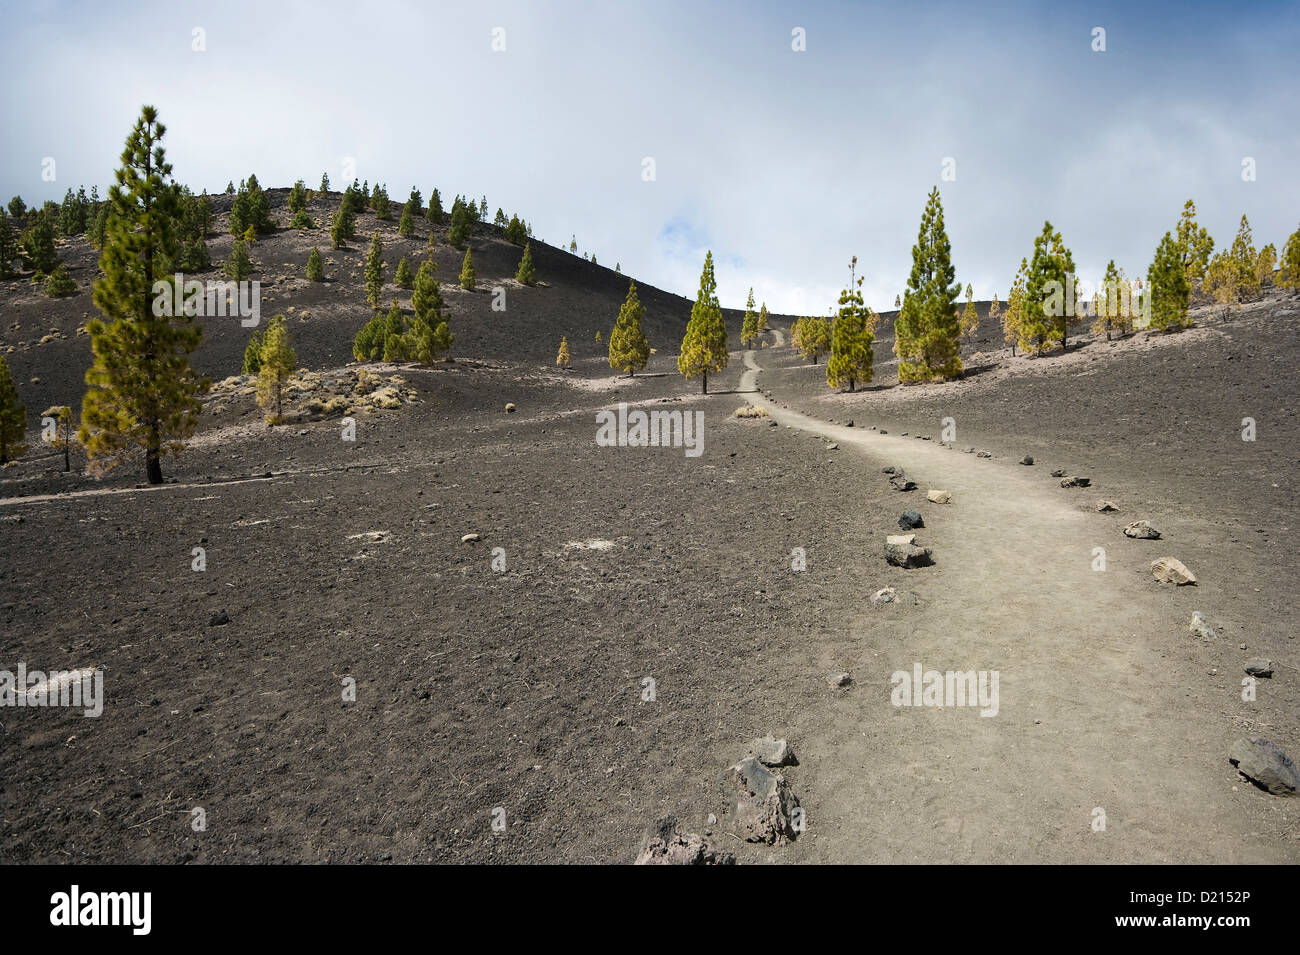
826, 257, 876, 391
740, 288, 758, 348
0, 353, 26, 464
895, 188, 961, 380
80, 106, 207, 484
609, 281, 651, 376
677, 251, 728, 393
1148, 231, 1191, 331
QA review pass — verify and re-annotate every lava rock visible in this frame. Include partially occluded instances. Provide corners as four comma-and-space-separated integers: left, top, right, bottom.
926, 489, 951, 504
1189, 611, 1217, 639
635, 815, 735, 865
898, 510, 924, 530
1152, 557, 1197, 585
1244, 659, 1274, 678
208, 610, 230, 627
1020, 455, 1034, 465
748, 735, 797, 768
723, 756, 802, 844
1229, 739, 1300, 796
1123, 520, 1161, 540
885, 542, 934, 568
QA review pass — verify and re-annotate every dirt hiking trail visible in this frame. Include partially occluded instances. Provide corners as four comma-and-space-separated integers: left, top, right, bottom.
741, 349, 1294, 863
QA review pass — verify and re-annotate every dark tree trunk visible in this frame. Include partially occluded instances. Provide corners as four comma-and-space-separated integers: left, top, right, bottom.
146, 448, 163, 485
702, 370, 708, 395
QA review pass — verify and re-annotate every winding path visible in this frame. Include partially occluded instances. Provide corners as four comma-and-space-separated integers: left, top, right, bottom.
740, 347, 1290, 863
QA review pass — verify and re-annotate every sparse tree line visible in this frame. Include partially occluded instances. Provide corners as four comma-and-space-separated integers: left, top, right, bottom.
789, 190, 1300, 393
0, 106, 550, 483
996, 201, 1297, 356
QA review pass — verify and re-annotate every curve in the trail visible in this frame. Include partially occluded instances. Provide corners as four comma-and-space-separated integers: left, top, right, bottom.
740, 347, 1292, 864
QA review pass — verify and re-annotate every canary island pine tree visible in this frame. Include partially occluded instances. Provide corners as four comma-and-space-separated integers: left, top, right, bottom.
826, 257, 876, 391
306, 246, 324, 281
364, 233, 385, 307
1175, 199, 1214, 293
1279, 223, 1300, 289
242, 329, 264, 375
1092, 260, 1125, 340
459, 247, 475, 290
42, 404, 74, 471
79, 106, 207, 484
1148, 230, 1192, 331
609, 281, 651, 376
515, 242, 537, 285
1229, 214, 1260, 299
0, 354, 26, 464
960, 283, 978, 339
895, 188, 962, 380
677, 251, 728, 393
1019, 221, 1076, 354
740, 288, 758, 348
1004, 259, 1028, 356
256, 314, 296, 425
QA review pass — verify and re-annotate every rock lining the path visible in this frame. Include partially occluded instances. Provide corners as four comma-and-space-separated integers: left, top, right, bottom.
1153, 557, 1197, 585
885, 541, 934, 568
1123, 520, 1161, 539
1229, 739, 1300, 796
634, 815, 735, 865
723, 756, 802, 844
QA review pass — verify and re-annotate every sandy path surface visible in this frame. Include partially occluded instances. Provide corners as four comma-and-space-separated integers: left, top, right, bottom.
741, 349, 1294, 863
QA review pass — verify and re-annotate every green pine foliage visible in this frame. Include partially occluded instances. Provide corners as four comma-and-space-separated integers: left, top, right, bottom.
256, 314, 297, 423
287, 180, 309, 215
412, 258, 445, 324
448, 197, 473, 248
0, 353, 26, 463
372, 184, 392, 221
1175, 199, 1214, 290
1280, 223, 1300, 288
229, 173, 275, 237
80, 106, 207, 485
306, 246, 324, 281
398, 207, 414, 237
515, 242, 537, 285
505, 214, 527, 245
1019, 221, 1077, 353
459, 247, 475, 290
608, 281, 651, 376
895, 187, 962, 380
0, 211, 19, 278
740, 288, 758, 348
1229, 214, 1260, 299
43, 264, 78, 297
677, 251, 728, 393
395, 256, 413, 289
365, 232, 385, 307
242, 329, 264, 375
1148, 230, 1192, 331
426, 188, 444, 225
225, 239, 252, 281
826, 258, 876, 391
20, 217, 59, 277
58, 186, 91, 236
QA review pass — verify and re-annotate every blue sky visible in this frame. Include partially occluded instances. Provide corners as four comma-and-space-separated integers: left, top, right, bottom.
3, 0, 1297, 314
